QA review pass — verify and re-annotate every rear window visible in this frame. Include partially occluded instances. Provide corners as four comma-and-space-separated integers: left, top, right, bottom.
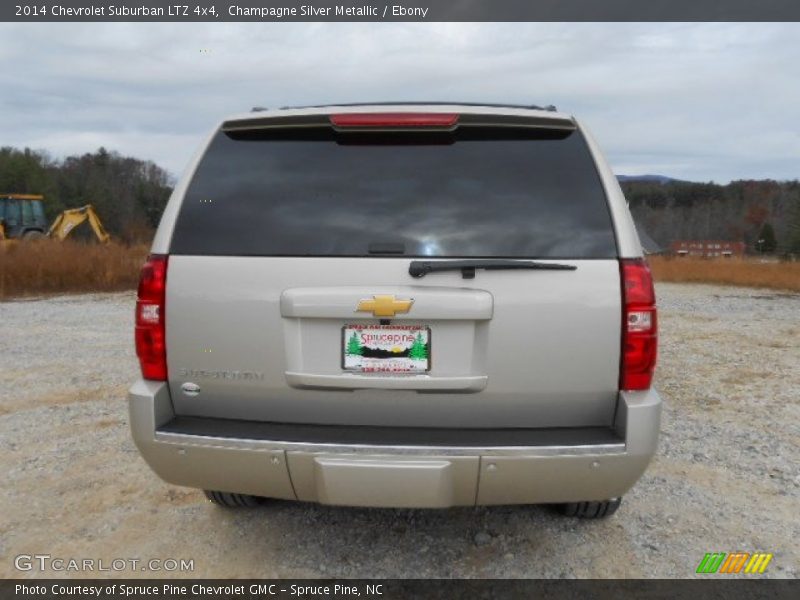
31, 200, 45, 221
21, 200, 34, 223
170, 124, 616, 258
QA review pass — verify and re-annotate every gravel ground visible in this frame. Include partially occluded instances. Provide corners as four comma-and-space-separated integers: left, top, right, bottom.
1, 283, 798, 578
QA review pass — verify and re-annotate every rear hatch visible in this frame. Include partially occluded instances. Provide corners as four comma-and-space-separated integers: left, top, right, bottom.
164, 109, 621, 429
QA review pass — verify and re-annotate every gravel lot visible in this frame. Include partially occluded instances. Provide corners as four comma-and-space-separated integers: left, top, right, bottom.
1, 283, 798, 578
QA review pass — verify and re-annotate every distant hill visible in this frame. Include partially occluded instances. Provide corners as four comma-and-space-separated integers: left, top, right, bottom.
619, 178, 800, 254
617, 174, 680, 184
0, 145, 172, 242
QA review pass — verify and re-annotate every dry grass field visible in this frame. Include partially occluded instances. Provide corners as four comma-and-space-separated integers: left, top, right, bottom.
1, 243, 798, 300
648, 256, 800, 292
0, 240, 149, 300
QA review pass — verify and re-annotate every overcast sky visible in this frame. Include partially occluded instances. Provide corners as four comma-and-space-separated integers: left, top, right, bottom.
1, 22, 798, 183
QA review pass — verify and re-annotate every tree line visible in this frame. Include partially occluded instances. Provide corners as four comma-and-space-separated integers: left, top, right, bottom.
0, 146, 173, 242
621, 179, 800, 255
2, 145, 798, 254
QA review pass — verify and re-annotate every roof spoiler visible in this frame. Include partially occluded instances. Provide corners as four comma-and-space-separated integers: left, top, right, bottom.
222, 112, 575, 133
273, 101, 559, 112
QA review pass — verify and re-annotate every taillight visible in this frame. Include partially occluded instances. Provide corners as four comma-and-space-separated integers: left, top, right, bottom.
329, 113, 459, 128
135, 254, 168, 381
620, 258, 657, 390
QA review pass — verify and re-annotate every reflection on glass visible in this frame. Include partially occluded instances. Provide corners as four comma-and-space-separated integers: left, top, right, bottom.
172, 130, 616, 259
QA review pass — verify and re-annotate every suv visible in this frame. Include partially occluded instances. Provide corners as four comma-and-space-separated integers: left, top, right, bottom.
130, 103, 660, 517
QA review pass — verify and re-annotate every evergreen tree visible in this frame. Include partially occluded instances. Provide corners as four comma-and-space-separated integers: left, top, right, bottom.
787, 199, 800, 255
409, 333, 427, 360
757, 222, 777, 253
346, 332, 363, 356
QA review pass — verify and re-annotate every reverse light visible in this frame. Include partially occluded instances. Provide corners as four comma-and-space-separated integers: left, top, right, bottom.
627, 311, 652, 332
620, 258, 657, 390
135, 254, 168, 381
329, 113, 459, 128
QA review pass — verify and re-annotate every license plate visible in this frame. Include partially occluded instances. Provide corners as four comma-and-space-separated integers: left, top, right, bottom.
342, 325, 430, 373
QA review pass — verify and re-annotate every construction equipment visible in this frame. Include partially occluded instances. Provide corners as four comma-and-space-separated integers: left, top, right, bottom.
0, 194, 110, 244
0, 194, 48, 241
48, 205, 110, 243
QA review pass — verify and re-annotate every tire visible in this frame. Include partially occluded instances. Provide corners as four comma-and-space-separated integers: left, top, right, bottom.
203, 490, 264, 508
22, 230, 46, 240
558, 497, 622, 518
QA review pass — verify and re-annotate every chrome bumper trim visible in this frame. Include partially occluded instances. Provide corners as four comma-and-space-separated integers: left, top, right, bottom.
154, 430, 626, 457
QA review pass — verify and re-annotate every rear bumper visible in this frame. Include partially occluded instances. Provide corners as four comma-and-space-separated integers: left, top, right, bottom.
128, 380, 661, 508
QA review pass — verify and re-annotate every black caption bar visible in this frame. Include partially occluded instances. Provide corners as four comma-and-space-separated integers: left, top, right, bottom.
2, 579, 799, 600
3, 0, 800, 22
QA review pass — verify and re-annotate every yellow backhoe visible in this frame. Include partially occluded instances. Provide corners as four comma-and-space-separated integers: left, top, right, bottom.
0, 194, 110, 246
48, 205, 110, 243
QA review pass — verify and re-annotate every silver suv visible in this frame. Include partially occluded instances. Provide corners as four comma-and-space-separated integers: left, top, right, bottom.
130, 103, 660, 518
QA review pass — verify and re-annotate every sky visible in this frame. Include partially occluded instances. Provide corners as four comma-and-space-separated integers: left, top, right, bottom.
1, 22, 798, 183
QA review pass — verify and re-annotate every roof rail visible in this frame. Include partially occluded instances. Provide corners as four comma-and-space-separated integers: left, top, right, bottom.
276, 101, 558, 112
0, 193, 44, 200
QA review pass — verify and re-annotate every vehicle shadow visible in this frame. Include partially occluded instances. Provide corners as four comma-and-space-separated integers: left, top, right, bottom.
187, 497, 616, 578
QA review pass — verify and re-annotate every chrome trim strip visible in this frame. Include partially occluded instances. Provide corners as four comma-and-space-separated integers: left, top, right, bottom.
154, 430, 626, 457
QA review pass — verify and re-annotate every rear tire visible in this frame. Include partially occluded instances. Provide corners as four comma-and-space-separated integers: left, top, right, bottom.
203, 490, 264, 508
22, 230, 46, 240
558, 497, 622, 518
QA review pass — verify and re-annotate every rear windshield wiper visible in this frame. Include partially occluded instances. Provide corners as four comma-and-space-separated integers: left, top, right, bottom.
409, 259, 577, 279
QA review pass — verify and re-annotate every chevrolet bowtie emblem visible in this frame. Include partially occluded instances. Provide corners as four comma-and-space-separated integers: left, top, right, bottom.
356, 295, 414, 317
